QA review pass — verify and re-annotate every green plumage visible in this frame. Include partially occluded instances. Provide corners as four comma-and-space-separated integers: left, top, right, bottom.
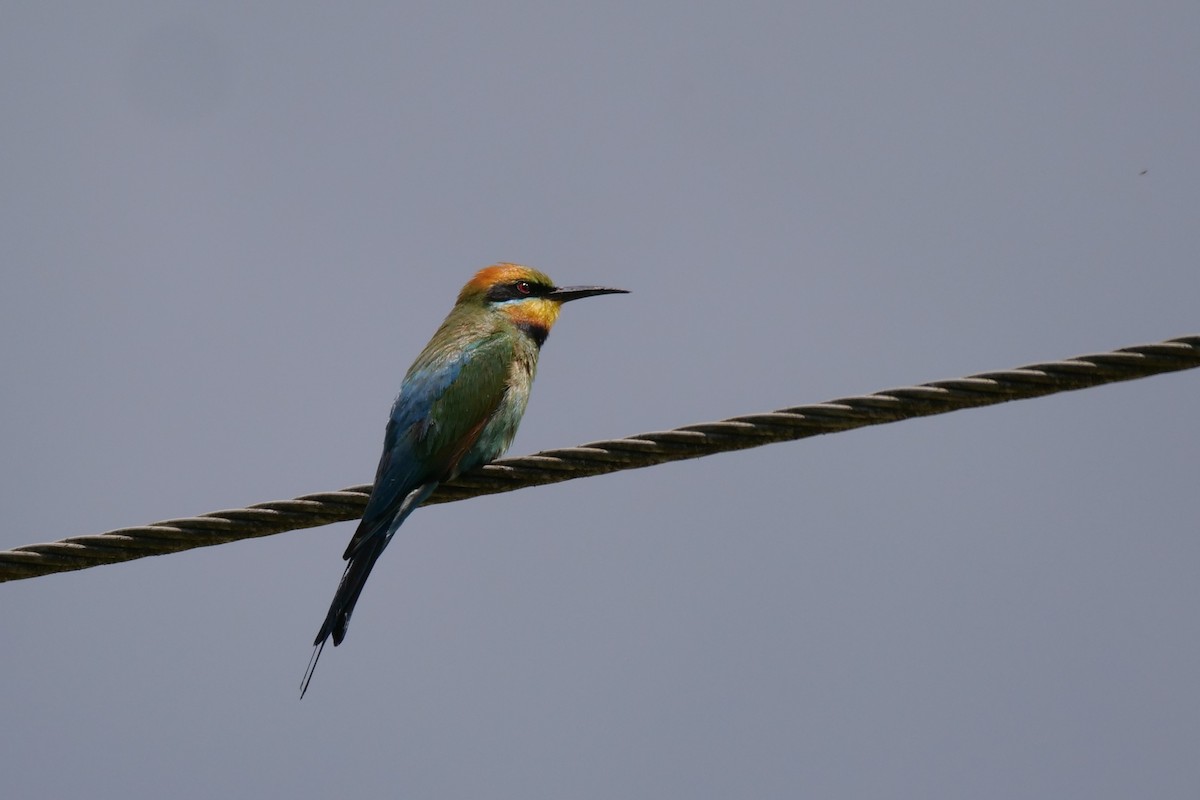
301, 264, 626, 697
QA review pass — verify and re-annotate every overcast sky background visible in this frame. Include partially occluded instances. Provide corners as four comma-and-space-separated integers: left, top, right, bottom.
3, 3, 1198, 798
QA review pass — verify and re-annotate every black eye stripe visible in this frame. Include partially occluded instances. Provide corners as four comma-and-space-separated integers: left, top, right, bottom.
486, 280, 551, 302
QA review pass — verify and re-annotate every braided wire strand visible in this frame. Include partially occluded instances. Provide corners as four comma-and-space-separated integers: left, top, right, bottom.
2, 334, 1196, 583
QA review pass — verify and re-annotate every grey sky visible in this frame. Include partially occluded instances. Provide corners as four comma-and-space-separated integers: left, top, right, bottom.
3, 3, 1198, 798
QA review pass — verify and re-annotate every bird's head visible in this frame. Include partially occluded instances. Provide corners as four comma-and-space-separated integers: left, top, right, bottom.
458, 263, 628, 346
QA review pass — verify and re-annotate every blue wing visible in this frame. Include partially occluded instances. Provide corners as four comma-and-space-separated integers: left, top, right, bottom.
345, 331, 512, 556
344, 360, 463, 559
301, 333, 512, 697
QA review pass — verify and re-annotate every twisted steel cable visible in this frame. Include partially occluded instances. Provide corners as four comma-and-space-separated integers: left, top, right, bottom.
2, 334, 1197, 583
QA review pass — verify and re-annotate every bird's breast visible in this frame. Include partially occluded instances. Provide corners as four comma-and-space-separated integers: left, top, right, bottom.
464, 358, 534, 468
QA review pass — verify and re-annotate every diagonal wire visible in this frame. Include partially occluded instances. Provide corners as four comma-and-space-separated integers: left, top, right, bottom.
2, 334, 1197, 583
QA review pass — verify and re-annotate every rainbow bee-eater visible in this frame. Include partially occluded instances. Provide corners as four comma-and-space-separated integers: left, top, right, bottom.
301, 263, 627, 696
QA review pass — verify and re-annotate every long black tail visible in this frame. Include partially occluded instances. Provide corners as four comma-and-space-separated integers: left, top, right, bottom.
300, 482, 439, 698
300, 533, 389, 698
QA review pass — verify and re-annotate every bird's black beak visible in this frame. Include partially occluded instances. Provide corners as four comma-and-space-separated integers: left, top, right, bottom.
547, 285, 629, 303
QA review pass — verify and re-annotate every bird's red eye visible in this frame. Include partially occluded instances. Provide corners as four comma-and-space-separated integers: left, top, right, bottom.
515, 280, 532, 295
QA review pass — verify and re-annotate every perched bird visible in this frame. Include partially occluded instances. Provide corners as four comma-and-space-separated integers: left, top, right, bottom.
301, 263, 627, 697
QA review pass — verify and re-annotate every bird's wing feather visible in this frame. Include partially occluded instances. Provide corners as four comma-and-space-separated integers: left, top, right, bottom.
415, 333, 517, 473
344, 332, 514, 557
